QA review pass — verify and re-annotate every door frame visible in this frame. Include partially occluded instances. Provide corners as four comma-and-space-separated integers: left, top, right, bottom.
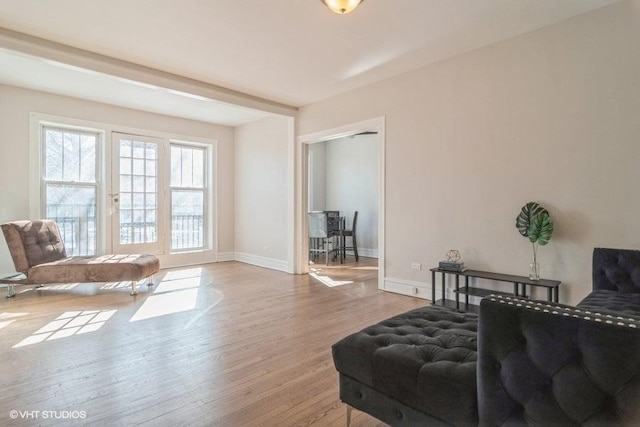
296, 116, 385, 290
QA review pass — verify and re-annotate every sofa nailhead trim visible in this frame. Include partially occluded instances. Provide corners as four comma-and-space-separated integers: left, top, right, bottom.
489, 295, 640, 329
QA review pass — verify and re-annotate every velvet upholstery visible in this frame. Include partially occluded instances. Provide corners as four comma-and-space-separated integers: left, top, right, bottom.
1, 220, 159, 295
578, 289, 640, 315
2, 220, 66, 273
592, 247, 640, 293
332, 247, 640, 427
26, 254, 160, 283
339, 373, 453, 426
332, 305, 479, 426
575, 247, 640, 315
478, 295, 640, 426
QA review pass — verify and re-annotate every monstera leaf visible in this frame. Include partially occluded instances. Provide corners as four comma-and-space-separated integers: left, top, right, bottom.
516, 202, 548, 237
527, 211, 554, 245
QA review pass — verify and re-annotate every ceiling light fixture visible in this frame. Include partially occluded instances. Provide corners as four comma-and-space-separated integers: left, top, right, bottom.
321, 0, 363, 15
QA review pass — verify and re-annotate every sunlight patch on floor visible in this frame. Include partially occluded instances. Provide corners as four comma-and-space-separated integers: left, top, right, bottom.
13, 310, 116, 348
0, 320, 13, 330
37, 283, 80, 291
310, 272, 354, 287
0, 312, 28, 331
129, 272, 204, 322
162, 267, 204, 281
183, 289, 224, 329
100, 281, 134, 290
130, 288, 198, 322
154, 277, 202, 293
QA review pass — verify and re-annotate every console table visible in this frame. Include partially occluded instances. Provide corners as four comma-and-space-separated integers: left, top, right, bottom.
430, 268, 561, 311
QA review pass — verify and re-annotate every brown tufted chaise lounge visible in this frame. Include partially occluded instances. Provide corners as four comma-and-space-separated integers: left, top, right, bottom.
1, 219, 159, 298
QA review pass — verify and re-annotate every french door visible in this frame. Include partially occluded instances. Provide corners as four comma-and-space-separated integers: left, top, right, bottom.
111, 133, 165, 254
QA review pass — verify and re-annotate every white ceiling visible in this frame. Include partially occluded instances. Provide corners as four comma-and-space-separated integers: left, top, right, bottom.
0, 49, 275, 126
0, 0, 621, 125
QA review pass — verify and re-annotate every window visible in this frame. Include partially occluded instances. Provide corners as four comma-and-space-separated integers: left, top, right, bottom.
170, 144, 206, 250
35, 115, 216, 263
42, 126, 98, 255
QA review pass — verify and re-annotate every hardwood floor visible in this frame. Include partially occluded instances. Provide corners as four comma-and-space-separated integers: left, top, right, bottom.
0, 257, 426, 426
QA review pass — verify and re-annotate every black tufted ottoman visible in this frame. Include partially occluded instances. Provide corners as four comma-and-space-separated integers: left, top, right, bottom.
332, 305, 478, 426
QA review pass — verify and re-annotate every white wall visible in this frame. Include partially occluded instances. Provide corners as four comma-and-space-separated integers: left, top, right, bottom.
298, 0, 640, 305
307, 135, 379, 257
235, 115, 292, 272
325, 135, 378, 257
308, 142, 326, 211
0, 84, 236, 275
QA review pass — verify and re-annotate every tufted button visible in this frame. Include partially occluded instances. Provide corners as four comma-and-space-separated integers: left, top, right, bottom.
355, 391, 363, 399
494, 362, 501, 370
395, 409, 404, 419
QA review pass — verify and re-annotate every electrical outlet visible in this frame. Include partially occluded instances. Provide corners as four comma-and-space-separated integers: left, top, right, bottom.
411, 262, 422, 271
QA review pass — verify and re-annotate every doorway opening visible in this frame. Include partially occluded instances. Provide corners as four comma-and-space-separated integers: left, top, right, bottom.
298, 117, 385, 290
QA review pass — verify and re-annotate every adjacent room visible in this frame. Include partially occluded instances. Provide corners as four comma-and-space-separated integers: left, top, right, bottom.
1, 0, 640, 425
307, 133, 379, 282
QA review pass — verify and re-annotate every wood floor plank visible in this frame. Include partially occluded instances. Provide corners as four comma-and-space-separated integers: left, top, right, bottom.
0, 258, 426, 426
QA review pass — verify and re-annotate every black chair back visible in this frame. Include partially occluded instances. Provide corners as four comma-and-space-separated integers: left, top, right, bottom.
351, 211, 358, 234
593, 247, 640, 293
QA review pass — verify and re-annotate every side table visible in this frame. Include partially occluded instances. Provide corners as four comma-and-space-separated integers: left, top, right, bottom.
430, 268, 561, 311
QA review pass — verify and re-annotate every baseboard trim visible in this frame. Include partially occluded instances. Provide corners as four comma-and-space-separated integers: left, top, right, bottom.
384, 277, 429, 300
383, 276, 485, 306
234, 252, 289, 273
217, 252, 235, 262
358, 248, 378, 258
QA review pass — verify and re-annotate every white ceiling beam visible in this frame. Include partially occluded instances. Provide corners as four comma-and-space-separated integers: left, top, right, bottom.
0, 27, 297, 118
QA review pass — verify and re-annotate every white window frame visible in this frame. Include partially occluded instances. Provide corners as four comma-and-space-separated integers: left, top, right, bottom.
169, 141, 208, 252
29, 113, 218, 267
41, 125, 101, 256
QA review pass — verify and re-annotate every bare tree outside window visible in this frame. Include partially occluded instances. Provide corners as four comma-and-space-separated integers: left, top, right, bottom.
170, 144, 205, 250
43, 127, 98, 256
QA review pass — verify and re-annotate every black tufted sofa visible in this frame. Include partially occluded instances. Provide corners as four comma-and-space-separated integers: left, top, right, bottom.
332, 248, 640, 426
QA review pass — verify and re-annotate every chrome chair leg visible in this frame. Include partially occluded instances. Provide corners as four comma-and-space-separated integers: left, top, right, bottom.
6, 284, 15, 298
346, 405, 352, 427
130, 280, 138, 296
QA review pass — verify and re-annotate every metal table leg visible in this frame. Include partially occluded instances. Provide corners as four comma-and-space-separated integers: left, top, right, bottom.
465, 276, 469, 308
455, 274, 459, 310
431, 270, 436, 305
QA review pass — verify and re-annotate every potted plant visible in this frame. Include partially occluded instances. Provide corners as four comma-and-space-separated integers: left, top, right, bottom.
515, 202, 554, 280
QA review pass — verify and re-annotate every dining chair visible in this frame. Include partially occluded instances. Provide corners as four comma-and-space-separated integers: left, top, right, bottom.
308, 211, 335, 265
341, 211, 359, 262
325, 211, 341, 236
